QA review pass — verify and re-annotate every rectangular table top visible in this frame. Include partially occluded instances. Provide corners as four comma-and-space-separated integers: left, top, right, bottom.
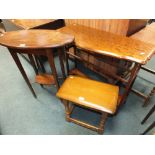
8, 19, 56, 30
131, 23, 155, 45
59, 24, 155, 65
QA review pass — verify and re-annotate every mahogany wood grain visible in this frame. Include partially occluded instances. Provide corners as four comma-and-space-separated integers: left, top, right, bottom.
0, 30, 74, 96
0, 30, 74, 49
59, 24, 155, 65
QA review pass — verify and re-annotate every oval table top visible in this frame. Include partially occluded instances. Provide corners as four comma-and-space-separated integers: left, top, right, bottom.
0, 29, 74, 49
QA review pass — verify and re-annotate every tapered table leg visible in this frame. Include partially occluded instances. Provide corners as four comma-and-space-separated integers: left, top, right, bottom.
46, 49, 59, 89
64, 47, 70, 76
58, 48, 66, 80
28, 54, 38, 75
10, 51, 37, 98
141, 104, 155, 124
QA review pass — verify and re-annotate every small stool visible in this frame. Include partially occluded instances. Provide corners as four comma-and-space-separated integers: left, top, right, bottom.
56, 76, 119, 134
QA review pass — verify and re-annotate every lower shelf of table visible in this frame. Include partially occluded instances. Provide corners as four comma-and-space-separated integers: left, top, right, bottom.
35, 74, 55, 85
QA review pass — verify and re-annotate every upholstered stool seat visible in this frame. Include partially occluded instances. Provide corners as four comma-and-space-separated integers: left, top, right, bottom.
57, 75, 119, 134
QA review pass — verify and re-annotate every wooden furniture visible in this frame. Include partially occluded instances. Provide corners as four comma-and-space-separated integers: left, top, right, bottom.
59, 24, 155, 105
0, 29, 74, 97
131, 23, 155, 106
57, 75, 119, 134
4, 19, 65, 74
64, 20, 149, 82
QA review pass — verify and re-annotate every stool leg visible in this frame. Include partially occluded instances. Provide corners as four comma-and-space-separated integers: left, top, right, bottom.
98, 112, 108, 134
62, 100, 71, 122
141, 121, 155, 135
58, 48, 66, 80
141, 104, 155, 124
10, 52, 37, 98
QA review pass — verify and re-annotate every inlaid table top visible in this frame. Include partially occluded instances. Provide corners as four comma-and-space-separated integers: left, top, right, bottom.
9, 19, 56, 29
0, 30, 74, 49
131, 23, 155, 45
59, 24, 155, 64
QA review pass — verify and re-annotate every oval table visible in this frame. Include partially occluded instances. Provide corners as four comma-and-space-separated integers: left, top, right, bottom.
0, 29, 74, 97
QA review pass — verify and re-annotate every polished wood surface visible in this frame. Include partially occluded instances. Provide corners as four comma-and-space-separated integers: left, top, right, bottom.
0, 29, 73, 96
57, 76, 119, 114
9, 19, 56, 29
59, 24, 155, 64
131, 23, 155, 45
0, 30, 74, 49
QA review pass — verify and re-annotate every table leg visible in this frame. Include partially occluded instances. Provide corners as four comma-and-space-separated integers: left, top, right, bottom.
143, 87, 155, 107
10, 51, 37, 98
74, 45, 78, 68
65, 47, 70, 76
46, 49, 59, 89
28, 54, 38, 75
141, 121, 155, 135
34, 55, 46, 73
141, 103, 155, 124
58, 48, 66, 80
120, 63, 141, 105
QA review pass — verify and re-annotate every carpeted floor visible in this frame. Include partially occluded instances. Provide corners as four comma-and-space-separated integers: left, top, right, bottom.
0, 45, 155, 135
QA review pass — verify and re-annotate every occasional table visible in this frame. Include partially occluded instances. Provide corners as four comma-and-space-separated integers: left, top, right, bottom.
6, 19, 65, 73
59, 24, 155, 105
0, 29, 74, 97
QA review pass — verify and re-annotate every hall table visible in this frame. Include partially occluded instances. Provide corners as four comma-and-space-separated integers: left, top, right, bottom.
0, 30, 74, 97
59, 24, 155, 105
7, 19, 65, 74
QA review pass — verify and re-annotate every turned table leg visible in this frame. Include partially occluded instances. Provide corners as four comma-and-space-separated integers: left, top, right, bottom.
98, 112, 108, 134
62, 100, 71, 122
